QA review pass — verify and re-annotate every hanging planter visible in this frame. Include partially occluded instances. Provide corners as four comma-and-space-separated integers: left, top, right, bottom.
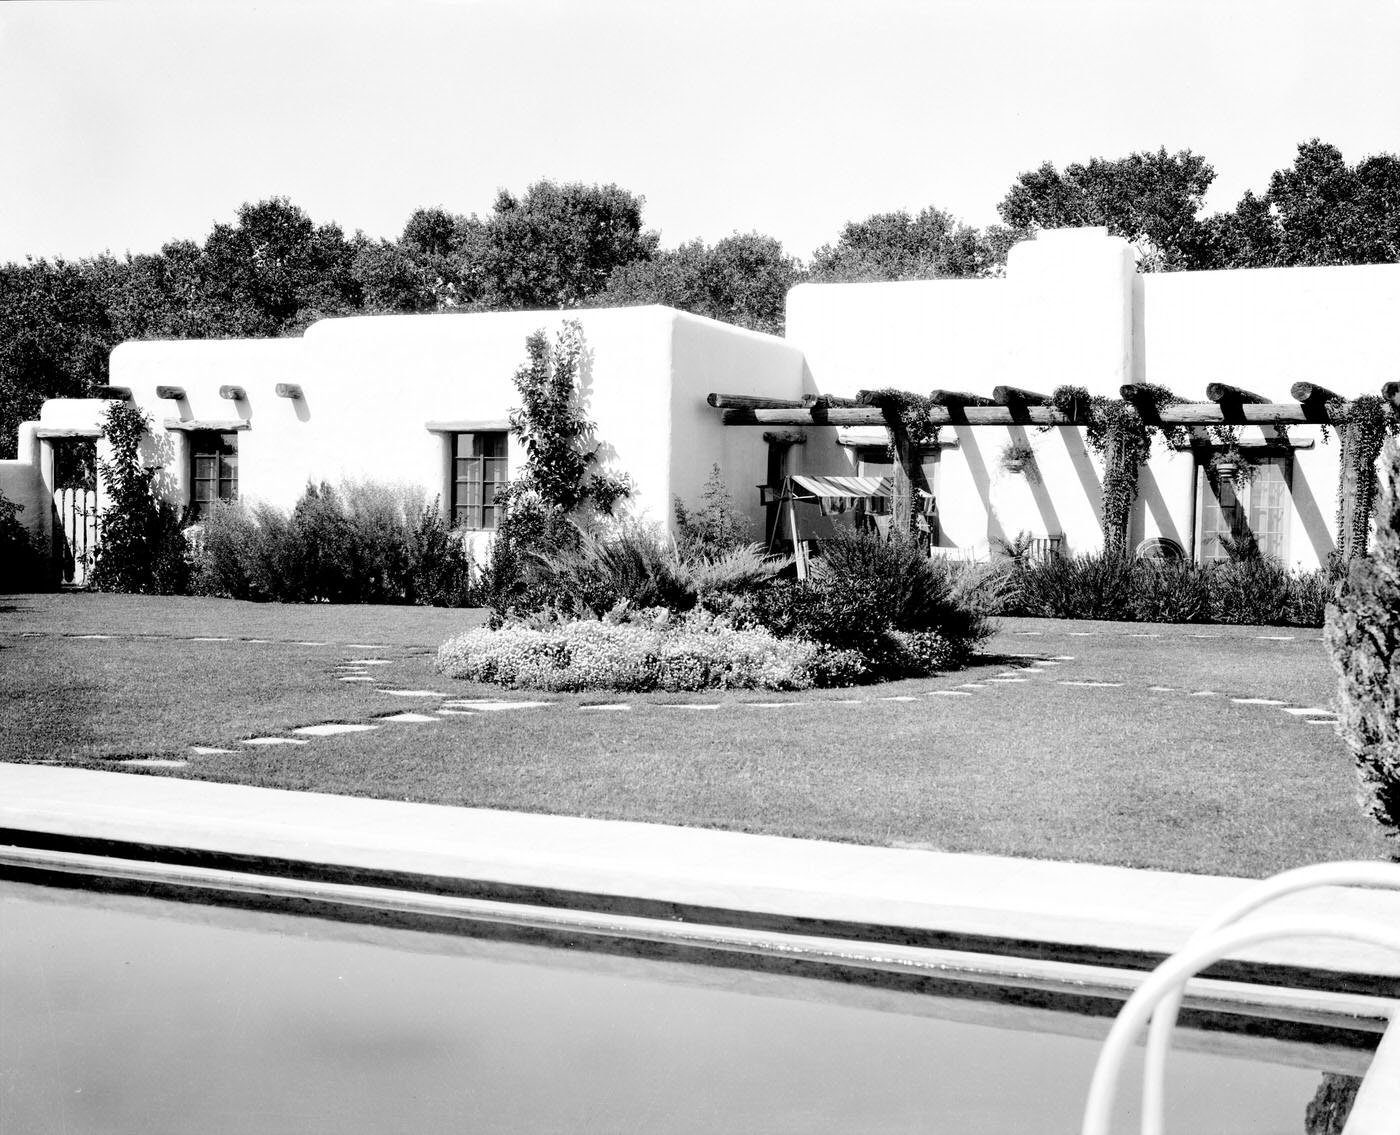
1000, 441, 1036, 474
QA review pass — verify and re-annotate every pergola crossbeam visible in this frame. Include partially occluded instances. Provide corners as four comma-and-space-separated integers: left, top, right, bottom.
719, 403, 1326, 427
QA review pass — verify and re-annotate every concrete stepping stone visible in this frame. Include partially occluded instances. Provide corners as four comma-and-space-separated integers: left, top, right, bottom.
1284, 707, 1334, 717
242, 737, 309, 746
1059, 680, 1122, 688
1231, 697, 1287, 706
1015, 631, 1044, 636
986, 677, 1028, 683
75, 634, 113, 640
1067, 631, 1094, 636
292, 641, 329, 647
436, 709, 478, 716
1189, 690, 1218, 697
744, 702, 805, 708
1183, 633, 1221, 639
1306, 719, 1336, 726
929, 690, 973, 697
1148, 686, 1177, 692
377, 712, 440, 724
958, 682, 987, 689
578, 703, 632, 712
1126, 633, 1161, 638
879, 695, 918, 701
656, 703, 722, 710
440, 699, 550, 711
293, 723, 379, 737
245, 638, 272, 644
346, 643, 389, 649
1257, 635, 1295, 641
1049, 656, 1075, 661
825, 699, 866, 705
120, 758, 188, 768
190, 636, 232, 642
189, 746, 235, 755
347, 659, 394, 665
338, 676, 376, 683
377, 689, 452, 698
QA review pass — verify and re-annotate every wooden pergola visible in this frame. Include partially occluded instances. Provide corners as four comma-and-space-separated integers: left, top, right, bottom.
711, 381, 1400, 559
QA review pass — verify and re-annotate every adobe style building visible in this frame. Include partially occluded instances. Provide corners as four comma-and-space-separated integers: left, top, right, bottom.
3, 228, 1397, 583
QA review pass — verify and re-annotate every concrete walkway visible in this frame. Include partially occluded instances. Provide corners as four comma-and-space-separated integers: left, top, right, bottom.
3, 762, 1398, 990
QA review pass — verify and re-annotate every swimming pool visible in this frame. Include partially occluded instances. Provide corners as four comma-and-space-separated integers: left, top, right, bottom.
0, 877, 1359, 1135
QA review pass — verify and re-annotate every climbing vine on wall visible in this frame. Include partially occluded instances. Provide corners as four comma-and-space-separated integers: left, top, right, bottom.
1328, 393, 1400, 561
1044, 384, 1184, 556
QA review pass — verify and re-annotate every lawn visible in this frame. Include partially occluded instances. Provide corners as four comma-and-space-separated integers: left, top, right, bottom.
0, 591, 1388, 878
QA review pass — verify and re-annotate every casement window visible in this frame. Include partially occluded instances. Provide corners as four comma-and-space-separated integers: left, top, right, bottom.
190, 431, 238, 520
1197, 453, 1290, 562
451, 431, 508, 530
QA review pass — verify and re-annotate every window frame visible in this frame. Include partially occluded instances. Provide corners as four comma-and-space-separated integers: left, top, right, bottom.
188, 429, 239, 521
1195, 451, 1292, 563
451, 430, 509, 531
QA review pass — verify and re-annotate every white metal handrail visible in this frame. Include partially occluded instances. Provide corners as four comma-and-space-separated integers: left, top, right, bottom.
1080, 910, 1400, 1134
1140, 862, 1400, 1135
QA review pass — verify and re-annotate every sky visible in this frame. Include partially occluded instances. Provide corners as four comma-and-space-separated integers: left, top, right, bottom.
1, 0, 1397, 265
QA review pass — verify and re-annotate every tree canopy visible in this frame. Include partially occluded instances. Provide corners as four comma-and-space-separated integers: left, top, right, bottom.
2, 147, 1397, 459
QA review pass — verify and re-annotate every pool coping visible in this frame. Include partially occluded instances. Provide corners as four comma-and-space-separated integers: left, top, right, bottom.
3, 764, 1398, 1009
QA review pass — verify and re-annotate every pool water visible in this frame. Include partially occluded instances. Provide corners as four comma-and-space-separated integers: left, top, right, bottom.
1, 881, 1330, 1135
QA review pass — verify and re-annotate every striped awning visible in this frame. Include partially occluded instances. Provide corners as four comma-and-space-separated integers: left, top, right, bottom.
788, 474, 891, 500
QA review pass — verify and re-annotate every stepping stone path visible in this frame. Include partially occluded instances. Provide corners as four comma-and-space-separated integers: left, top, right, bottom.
293, 723, 379, 737
129, 629, 1340, 759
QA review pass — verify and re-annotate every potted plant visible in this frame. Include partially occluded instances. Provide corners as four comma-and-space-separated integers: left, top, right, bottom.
1209, 445, 1254, 486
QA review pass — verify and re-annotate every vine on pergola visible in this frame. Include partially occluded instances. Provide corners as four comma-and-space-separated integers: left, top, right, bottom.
1328, 393, 1400, 561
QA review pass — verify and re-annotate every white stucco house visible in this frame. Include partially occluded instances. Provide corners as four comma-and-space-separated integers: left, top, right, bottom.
3, 227, 1398, 583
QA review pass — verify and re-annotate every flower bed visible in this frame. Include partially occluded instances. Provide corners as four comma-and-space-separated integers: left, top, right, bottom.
436, 613, 830, 692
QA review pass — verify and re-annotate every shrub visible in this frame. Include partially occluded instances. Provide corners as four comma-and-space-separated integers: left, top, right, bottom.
1009, 552, 1136, 621
90, 402, 191, 595
1325, 439, 1400, 840
436, 613, 823, 692
190, 482, 478, 605
674, 464, 752, 560
1206, 557, 1293, 625
1129, 560, 1211, 624
741, 530, 1000, 678
0, 490, 48, 592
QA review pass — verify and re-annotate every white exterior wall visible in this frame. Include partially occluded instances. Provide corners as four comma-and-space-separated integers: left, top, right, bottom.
786, 231, 1399, 569
22, 306, 801, 564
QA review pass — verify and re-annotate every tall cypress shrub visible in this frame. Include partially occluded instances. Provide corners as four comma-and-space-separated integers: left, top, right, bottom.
1325, 438, 1400, 841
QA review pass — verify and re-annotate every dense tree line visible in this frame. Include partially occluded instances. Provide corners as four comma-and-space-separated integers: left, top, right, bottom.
3, 139, 1396, 458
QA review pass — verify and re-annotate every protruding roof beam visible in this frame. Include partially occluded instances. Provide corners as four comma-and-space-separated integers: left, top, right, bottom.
275, 383, 303, 399
1383, 381, 1399, 408
155, 385, 186, 400
94, 386, 132, 400
1205, 382, 1266, 405
219, 385, 247, 401
926, 389, 1000, 407
991, 386, 1051, 406
1290, 382, 1341, 404
706, 393, 813, 409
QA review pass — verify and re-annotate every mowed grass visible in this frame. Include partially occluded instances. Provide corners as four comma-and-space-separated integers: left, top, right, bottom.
0, 593, 1387, 877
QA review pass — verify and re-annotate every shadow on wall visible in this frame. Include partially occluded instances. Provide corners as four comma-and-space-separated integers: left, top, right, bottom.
1291, 463, 1337, 566
1134, 464, 1184, 552
1058, 427, 1104, 553
1007, 424, 1066, 543
950, 424, 1010, 551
